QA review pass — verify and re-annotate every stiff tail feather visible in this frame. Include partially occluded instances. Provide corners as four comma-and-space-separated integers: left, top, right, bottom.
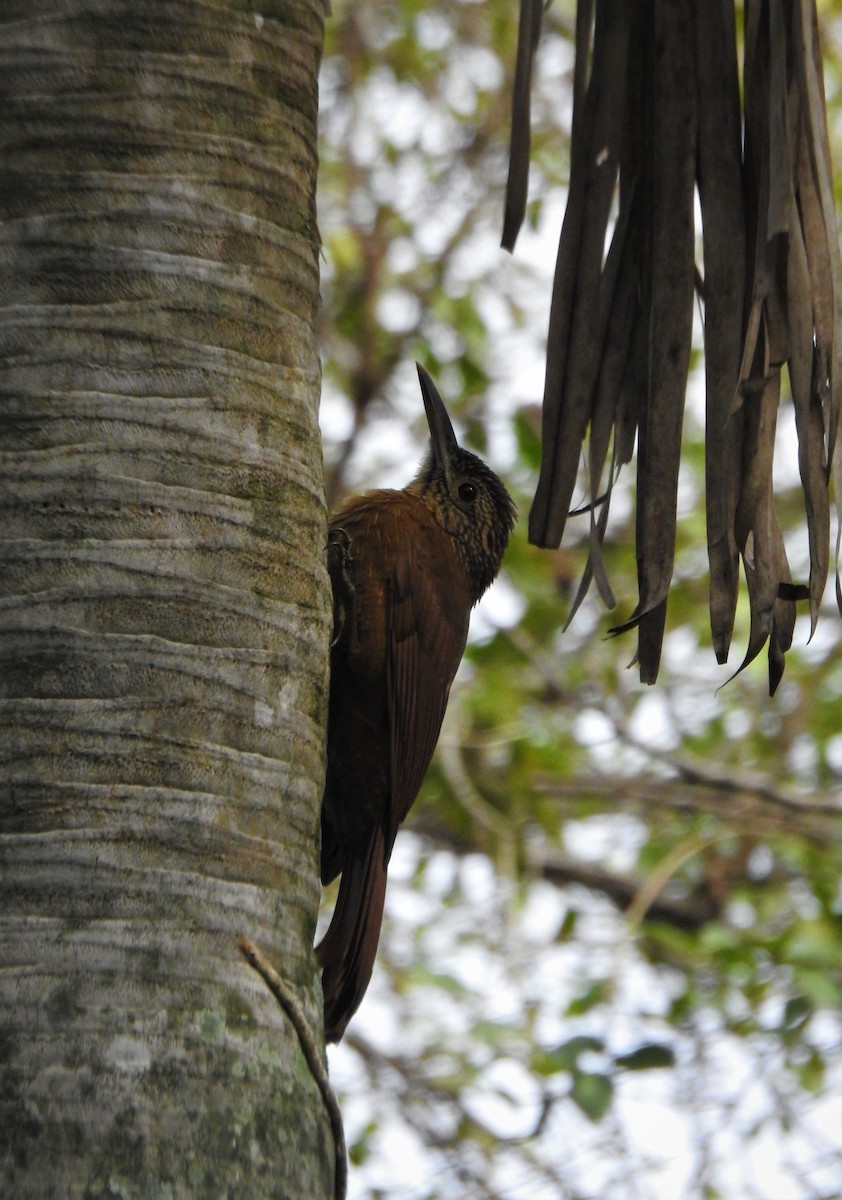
316, 826, 388, 1042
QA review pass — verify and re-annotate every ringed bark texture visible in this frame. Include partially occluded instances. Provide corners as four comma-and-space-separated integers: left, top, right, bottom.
0, 2, 331, 1197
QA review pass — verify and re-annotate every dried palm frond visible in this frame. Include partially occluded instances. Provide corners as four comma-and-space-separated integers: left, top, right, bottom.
509, 0, 841, 692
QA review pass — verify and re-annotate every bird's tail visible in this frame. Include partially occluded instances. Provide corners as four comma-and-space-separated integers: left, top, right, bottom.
315, 826, 387, 1043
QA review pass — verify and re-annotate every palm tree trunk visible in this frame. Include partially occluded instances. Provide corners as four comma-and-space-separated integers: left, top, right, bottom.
0, 1, 331, 1195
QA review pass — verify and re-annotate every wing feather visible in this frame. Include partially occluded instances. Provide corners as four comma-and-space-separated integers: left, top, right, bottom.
384, 501, 471, 849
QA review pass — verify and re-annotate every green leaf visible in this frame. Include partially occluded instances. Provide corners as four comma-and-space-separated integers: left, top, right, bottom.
796, 1049, 826, 1093
473, 1019, 518, 1046
784, 920, 842, 969
514, 408, 542, 471
614, 1043, 676, 1071
405, 966, 468, 997
349, 1120, 377, 1166
571, 1071, 613, 1122
531, 1048, 567, 1078
781, 995, 811, 1032
531, 1034, 604, 1077
566, 979, 610, 1016
792, 968, 842, 1009
557, 907, 579, 943
699, 922, 742, 954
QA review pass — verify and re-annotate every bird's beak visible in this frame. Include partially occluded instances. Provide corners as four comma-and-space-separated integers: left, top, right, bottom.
416, 363, 458, 482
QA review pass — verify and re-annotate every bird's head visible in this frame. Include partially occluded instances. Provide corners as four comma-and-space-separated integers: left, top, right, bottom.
407, 363, 516, 601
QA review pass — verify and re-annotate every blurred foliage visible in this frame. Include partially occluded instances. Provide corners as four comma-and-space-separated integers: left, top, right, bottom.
317, 2, 842, 1198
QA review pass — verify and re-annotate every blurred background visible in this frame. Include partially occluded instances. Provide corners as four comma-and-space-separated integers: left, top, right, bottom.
316, 2, 842, 1196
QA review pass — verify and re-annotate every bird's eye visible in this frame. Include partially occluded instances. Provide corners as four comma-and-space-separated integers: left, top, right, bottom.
458, 481, 477, 503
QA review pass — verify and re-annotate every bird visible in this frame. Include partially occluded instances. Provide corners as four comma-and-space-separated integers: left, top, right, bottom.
316, 363, 516, 1042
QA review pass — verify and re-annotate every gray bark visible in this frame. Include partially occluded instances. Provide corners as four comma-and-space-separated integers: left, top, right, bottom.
0, 1, 331, 1196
